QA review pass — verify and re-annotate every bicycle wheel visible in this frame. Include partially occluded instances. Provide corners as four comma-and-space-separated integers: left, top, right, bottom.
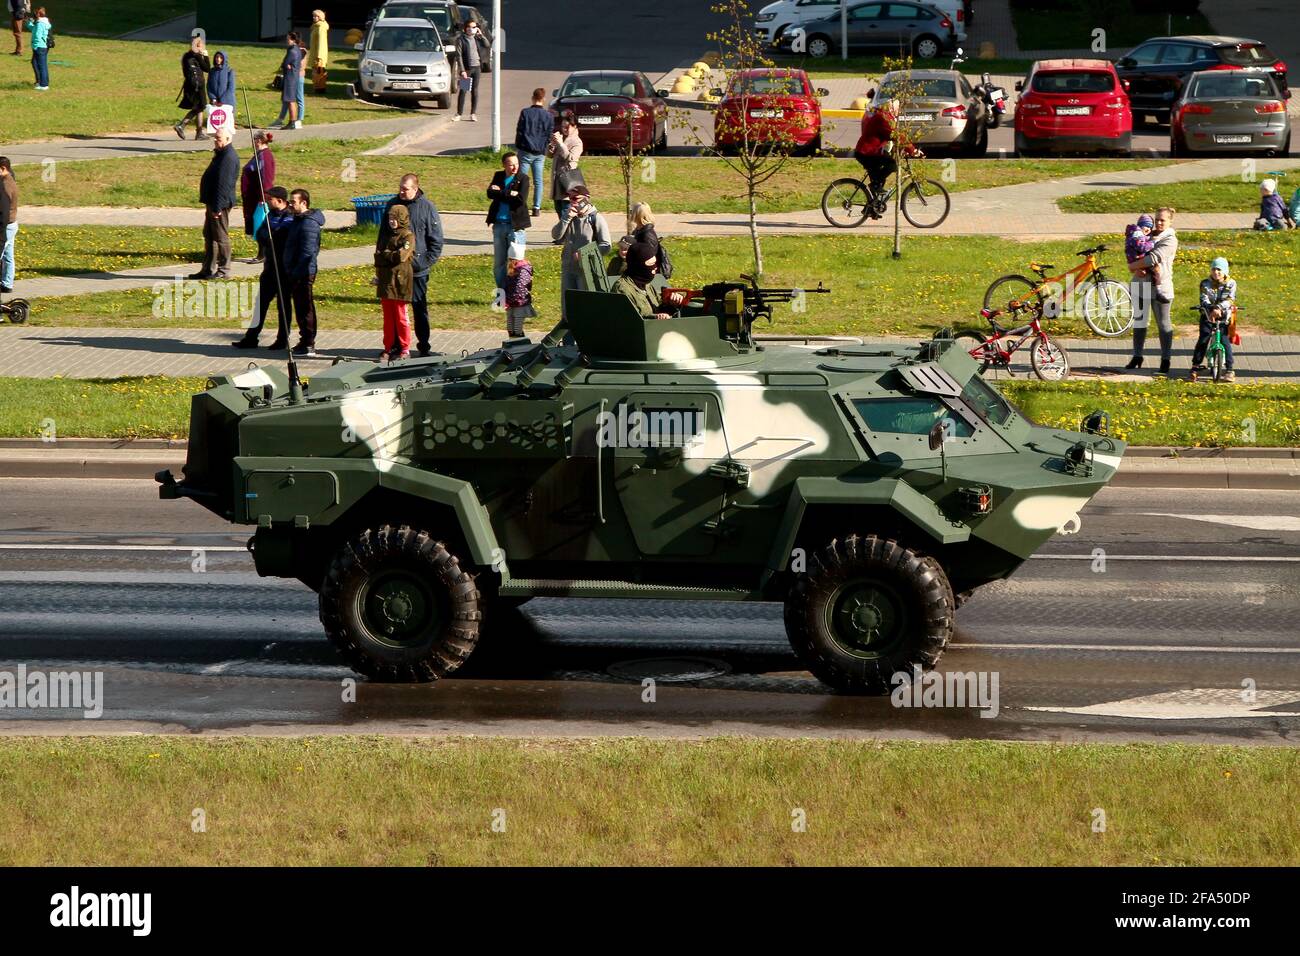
953, 329, 991, 374
821, 178, 871, 228
900, 178, 951, 229
982, 274, 1039, 313
1209, 343, 1225, 383
1081, 277, 1133, 337
1029, 334, 1070, 381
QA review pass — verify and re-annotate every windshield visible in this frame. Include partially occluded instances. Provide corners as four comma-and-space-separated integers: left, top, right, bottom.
960, 376, 1012, 427
1219, 43, 1278, 66
733, 74, 807, 95
380, 6, 452, 31
880, 79, 957, 99
369, 25, 441, 52
1031, 71, 1114, 94
1188, 72, 1280, 99
559, 75, 639, 97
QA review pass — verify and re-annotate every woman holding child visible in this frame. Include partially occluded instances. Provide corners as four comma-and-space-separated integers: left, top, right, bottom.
1126, 206, 1179, 375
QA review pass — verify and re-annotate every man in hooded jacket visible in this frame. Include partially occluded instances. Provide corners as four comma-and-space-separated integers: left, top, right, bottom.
206, 50, 235, 107
377, 174, 444, 356
285, 188, 325, 354
613, 240, 673, 320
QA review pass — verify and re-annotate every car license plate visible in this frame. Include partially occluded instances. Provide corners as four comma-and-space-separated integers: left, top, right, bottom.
578, 115, 612, 125
391, 81, 423, 90
1215, 134, 1252, 144
1055, 106, 1091, 115
900, 113, 933, 122
749, 109, 784, 118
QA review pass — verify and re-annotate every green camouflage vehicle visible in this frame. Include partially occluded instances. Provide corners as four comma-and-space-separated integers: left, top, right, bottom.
158, 244, 1125, 693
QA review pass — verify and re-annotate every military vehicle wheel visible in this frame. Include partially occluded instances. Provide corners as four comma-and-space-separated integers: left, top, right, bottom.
319, 524, 481, 682
784, 535, 953, 694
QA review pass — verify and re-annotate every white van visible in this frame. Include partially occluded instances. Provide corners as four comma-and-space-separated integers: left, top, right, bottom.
756, 0, 967, 45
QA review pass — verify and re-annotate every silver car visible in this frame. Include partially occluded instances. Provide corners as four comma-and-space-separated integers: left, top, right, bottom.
354, 17, 453, 109
1171, 70, 1292, 157
874, 69, 989, 155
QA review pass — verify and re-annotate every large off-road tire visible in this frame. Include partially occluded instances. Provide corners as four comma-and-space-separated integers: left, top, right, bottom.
319, 524, 481, 681
784, 535, 954, 694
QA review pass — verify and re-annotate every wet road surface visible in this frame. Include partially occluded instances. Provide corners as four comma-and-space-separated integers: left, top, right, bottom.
2, 479, 1298, 743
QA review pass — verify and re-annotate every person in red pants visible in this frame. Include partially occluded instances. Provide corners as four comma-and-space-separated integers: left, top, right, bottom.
375, 204, 414, 360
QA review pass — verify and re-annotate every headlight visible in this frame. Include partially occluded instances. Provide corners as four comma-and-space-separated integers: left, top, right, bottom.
361, 58, 384, 74
755, 12, 775, 20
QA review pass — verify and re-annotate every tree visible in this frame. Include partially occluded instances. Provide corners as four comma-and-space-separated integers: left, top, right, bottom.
673, 0, 814, 277
875, 55, 935, 259
613, 105, 654, 235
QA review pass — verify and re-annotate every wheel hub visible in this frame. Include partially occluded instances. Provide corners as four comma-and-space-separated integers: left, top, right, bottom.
365, 573, 434, 641
830, 582, 903, 654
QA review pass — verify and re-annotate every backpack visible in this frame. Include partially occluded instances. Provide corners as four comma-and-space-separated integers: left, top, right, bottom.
657, 239, 673, 280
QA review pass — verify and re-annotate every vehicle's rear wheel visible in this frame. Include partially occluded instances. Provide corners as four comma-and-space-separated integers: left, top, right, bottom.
900, 178, 951, 228
821, 177, 871, 227
969, 122, 989, 156
1081, 277, 1133, 336
806, 34, 832, 58
785, 535, 954, 695
319, 524, 481, 682
1030, 334, 1071, 380
983, 273, 1038, 312
4, 299, 29, 324
913, 35, 940, 59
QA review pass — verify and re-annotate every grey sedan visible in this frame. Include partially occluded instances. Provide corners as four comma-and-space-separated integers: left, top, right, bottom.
1170, 70, 1291, 156
874, 69, 989, 155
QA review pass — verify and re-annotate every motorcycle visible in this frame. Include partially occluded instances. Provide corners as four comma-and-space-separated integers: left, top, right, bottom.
974, 71, 1008, 129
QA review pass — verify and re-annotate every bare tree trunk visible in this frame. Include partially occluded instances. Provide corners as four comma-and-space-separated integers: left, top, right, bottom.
892, 165, 902, 259
748, 182, 763, 277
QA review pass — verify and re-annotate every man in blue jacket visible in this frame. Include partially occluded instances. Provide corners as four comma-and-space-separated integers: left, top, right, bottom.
515, 88, 554, 219
378, 174, 444, 356
192, 128, 240, 280
285, 188, 325, 355
234, 186, 295, 350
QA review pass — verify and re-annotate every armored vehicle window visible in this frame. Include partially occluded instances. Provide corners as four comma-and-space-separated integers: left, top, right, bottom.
853, 398, 973, 438
960, 376, 1012, 426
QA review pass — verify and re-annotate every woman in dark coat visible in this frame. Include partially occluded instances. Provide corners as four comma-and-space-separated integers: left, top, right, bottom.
240, 131, 277, 263
174, 36, 210, 141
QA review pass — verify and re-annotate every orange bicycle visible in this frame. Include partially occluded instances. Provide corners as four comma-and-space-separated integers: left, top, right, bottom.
982, 244, 1133, 337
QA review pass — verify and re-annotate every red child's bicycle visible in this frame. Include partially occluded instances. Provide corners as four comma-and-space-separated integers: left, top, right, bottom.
953, 307, 1071, 381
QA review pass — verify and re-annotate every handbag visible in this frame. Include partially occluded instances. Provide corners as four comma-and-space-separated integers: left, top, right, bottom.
555, 166, 586, 196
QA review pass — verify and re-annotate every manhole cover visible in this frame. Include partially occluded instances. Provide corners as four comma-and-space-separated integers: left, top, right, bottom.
607, 657, 731, 683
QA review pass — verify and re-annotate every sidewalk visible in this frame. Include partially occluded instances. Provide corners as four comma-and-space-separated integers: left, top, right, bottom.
1, 326, 1296, 381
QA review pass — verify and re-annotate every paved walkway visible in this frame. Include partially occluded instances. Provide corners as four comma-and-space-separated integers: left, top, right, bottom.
1, 325, 1296, 381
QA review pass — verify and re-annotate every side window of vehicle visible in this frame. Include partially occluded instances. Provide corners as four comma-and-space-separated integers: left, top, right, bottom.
1159, 43, 1195, 64
960, 77, 973, 98
852, 398, 974, 438
1126, 43, 1162, 66
851, 3, 883, 20
1195, 46, 1218, 63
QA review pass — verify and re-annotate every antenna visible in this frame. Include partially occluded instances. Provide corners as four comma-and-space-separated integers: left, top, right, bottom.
239, 84, 302, 403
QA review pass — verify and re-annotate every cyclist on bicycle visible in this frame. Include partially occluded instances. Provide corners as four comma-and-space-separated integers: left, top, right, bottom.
853, 97, 920, 218
1192, 256, 1237, 382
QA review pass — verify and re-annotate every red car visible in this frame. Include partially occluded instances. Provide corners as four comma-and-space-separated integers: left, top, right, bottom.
712, 68, 827, 156
549, 70, 669, 153
1014, 58, 1133, 156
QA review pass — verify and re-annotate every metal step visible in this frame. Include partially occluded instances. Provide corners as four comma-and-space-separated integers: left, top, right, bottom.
498, 579, 759, 601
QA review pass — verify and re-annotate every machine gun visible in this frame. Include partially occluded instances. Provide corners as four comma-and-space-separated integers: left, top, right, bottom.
697, 275, 830, 343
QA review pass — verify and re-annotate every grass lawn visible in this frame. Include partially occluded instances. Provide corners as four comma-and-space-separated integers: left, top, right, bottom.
0, 36, 389, 142
5, 375, 1297, 445
0, 736, 1295, 865
52, 0, 195, 37
1060, 175, 1299, 215
22, 231, 1300, 336
1002, 379, 1300, 446
14, 224, 377, 278
18, 138, 1180, 214
1010, 6, 1213, 51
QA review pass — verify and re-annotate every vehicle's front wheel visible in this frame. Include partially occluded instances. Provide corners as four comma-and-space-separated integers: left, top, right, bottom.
785, 535, 954, 695
319, 524, 481, 682
435, 92, 451, 110
806, 34, 832, 58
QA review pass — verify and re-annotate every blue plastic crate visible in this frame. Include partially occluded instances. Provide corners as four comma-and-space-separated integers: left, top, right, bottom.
351, 193, 398, 228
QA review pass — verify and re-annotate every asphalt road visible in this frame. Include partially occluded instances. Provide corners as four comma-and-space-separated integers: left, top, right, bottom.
2, 478, 1299, 743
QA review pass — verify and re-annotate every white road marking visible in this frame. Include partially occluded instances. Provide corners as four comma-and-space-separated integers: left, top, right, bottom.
0, 544, 246, 552
1027, 688, 1300, 720
950, 642, 1300, 654
1141, 513, 1300, 532
1033, 554, 1300, 562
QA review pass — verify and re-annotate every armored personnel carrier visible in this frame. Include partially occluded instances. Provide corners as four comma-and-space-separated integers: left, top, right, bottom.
158, 245, 1124, 693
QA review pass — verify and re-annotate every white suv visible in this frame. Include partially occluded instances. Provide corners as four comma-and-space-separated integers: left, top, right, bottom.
754, 0, 842, 47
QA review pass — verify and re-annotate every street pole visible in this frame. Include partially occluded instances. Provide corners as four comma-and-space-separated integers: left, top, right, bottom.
841, 2, 847, 61
491, 0, 502, 151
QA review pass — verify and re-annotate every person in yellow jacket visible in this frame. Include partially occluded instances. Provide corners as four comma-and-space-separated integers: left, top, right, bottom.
307, 9, 329, 94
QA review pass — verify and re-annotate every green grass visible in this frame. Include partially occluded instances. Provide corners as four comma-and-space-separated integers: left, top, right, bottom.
0, 376, 198, 439
24, 231, 1300, 335
17, 137, 1180, 213
1010, 6, 1214, 51
1060, 175, 1298, 215
0, 36, 390, 142
0, 736, 1295, 865
50, 0, 195, 36
1005, 380, 1300, 446
13, 224, 378, 278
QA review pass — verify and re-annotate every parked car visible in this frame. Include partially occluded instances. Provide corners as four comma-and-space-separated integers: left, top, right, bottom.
1115, 35, 1289, 126
550, 71, 670, 154
760, 0, 967, 45
1014, 58, 1132, 156
778, 1, 957, 60
367, 1, 489, 74
873, 68, 988, 155
712, 68, 828, 155
353, 17, 453, 108
1171, 70, 1291, 156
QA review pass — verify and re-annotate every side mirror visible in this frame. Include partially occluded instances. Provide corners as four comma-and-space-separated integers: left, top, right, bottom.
709, 87, 723, 97
817, 87, 830, 97
1117, 57, 1135, 68
353, 42, 364, 51
1014, 81, 1023, 92
551, 88, 559, 97
866, 87, 876, 99
656, 89, 669, 98
1288, 90, 1294, 100
928, 421, 946, 452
